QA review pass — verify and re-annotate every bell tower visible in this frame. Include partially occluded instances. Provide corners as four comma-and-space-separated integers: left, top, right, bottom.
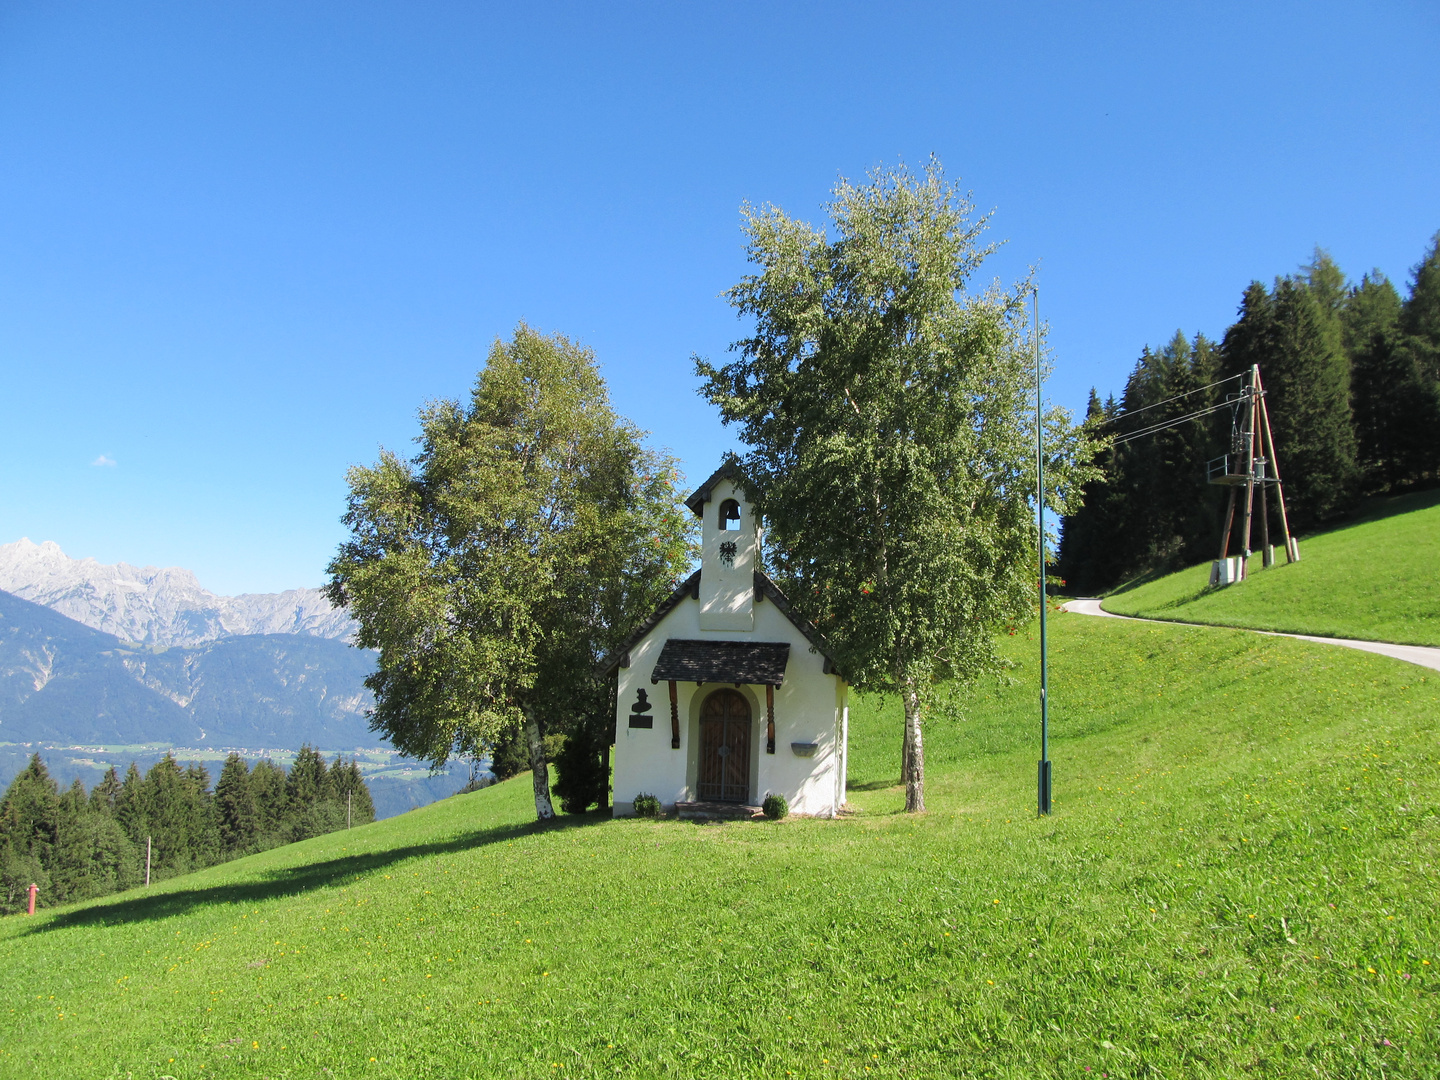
687, 465, 760, 631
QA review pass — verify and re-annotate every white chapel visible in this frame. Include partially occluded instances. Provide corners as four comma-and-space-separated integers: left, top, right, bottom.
600, 462, 850, 818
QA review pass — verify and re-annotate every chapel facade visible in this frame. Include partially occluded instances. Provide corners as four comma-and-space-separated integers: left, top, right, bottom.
601, 463, 850, 817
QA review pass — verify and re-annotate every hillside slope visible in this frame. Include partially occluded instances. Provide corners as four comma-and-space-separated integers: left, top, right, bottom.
1103, 488, 1440, 646
1, 613, 1434, 1078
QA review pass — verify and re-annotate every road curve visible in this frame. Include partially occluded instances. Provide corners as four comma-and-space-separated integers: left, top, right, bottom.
1061, 597, 1440, 674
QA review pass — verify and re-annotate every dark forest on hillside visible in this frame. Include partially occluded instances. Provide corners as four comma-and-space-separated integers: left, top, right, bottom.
0, 745, 374, 913
1059, 235, 1440, 592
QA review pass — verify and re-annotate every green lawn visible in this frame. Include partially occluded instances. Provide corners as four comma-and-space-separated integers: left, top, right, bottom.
1102, 488, 1440, 646
1, 614, 1436, 1078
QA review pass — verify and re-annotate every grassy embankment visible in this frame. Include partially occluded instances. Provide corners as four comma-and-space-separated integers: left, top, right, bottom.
1, 615, 1436, 1078
1103, 487, 1440, 646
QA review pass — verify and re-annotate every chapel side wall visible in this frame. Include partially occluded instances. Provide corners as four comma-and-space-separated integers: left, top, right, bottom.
748, 602, 842, 816
612, 601, 701, 815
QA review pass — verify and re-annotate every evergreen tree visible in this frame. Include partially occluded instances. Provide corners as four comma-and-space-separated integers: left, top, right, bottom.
1056, 391, 1124, 591
0, 755, 60, 867
285, 745, 341, 840
1399, 232, 1440, 347
1223, 276, 1358, 530
325, 756, 375, 827
82, 763, 141, 894
90, 766, 123, 817
115, 761, 147, 847
1303, 248, 1348, 318
551, 718, 610, 814
1393, 233, 1440, 482
51, 778, 98, 903
214, 753, 258, 855
487, 725, 530, 781
1343, 271, 1406, 489
1058, 333, 1224, 589
185, 762, 220, 866
248, 759, 289, 846
286, 745, 327, 809
1119, 332, 1224, 572
0, 755, 59, 912
141, 755, 214, 878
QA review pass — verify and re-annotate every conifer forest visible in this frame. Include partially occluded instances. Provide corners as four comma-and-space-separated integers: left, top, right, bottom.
0, 746, 374, 913
1058, 235, 1440, 592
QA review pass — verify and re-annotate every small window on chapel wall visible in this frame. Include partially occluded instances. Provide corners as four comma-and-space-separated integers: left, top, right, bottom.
719, 499, 741, 531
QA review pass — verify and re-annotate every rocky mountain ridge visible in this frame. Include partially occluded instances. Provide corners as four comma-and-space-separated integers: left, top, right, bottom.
0, 588, 374, 747
0, 538, 356, 648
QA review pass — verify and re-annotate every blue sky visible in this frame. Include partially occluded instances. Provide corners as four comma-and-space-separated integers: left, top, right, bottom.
2, 1, 1435, 595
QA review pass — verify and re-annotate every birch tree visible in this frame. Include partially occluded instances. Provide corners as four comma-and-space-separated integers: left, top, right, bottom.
697, 160, 1094, 812
326, 324, 692, 821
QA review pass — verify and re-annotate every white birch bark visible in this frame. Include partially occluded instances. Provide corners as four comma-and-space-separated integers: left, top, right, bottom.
903, 681, 925, 813
525, 707, 556, 821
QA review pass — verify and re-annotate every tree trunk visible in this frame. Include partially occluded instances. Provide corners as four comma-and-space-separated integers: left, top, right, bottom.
524, 708, 556, 821
900, 719, 913, 787
903, 680, 925, 813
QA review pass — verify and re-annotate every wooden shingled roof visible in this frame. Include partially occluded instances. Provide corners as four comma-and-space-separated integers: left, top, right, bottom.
650, 639, 791, 686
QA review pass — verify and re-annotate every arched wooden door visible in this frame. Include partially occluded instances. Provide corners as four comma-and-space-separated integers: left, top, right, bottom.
698, 689, 752, 803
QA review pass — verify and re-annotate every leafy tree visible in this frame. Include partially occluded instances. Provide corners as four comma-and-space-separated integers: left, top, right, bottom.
326, 324, 693, 821
215, 753, 258, 855
697, 160, 1096, 812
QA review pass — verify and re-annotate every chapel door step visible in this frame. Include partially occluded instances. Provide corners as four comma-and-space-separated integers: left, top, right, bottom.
675, 801, 765, 822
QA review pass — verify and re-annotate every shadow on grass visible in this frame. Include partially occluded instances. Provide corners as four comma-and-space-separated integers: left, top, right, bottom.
847, 778, 899, 792
1343, 484, 1440, 529
25, 810, 605, 936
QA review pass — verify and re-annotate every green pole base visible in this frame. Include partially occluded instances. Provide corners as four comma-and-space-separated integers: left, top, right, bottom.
1038, 759, 1052, 815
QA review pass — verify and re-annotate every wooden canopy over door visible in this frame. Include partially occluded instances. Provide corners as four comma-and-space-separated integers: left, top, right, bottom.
698, 689, 752, 803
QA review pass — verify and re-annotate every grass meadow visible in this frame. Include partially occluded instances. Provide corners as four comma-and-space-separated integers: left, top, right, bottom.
1102, 487, 1440, 646
0, 614, 1436, 1078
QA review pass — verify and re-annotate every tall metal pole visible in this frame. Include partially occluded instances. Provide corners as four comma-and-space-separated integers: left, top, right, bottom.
1035, 289, 1051, 816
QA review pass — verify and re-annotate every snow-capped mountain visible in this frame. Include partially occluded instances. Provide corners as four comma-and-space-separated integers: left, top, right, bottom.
0, 538, 357, 648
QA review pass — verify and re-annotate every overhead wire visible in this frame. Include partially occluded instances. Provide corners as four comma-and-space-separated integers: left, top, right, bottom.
1111, 399, 1236, 445
1097, 372, 1245, 427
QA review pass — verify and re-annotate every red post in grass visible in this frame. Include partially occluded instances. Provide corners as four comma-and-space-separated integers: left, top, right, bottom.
27, 883, 37, 916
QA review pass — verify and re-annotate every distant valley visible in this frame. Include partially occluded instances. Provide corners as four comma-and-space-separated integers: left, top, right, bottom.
0, 541, 477, 816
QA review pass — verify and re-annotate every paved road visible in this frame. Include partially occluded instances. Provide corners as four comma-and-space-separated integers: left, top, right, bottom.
1061, 597, 1440, 674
